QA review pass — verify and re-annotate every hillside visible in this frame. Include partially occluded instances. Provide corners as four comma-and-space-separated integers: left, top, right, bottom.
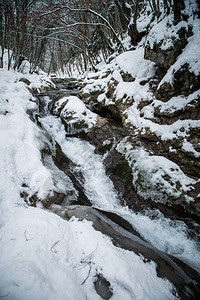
79, 1, 200, 219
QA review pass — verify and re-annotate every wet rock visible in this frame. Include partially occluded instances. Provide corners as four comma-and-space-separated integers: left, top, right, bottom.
80, 85, 105, 104
86, 120, 127, 155
35, 76, 200, 230
163, 137, 184, 150
51, 77, 83, 88
42, 189, 78, 208
120, 71, 135, 82
139, 79, 149, 86
94, 274, 113, 299
95, 208, 144, 239
104, 148, 148, 210
154, 97, 200, 121
20, 190, 39, 207
183, 98, 200, 120
53, 142, 92, 206
91, 101, 122, 124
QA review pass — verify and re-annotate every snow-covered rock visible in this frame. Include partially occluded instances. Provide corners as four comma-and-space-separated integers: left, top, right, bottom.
53, 96, 97, 134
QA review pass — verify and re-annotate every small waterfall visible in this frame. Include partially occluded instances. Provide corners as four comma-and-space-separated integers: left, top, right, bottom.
67, 122, 76, 135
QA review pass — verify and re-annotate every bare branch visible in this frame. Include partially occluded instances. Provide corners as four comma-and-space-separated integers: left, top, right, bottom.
67, 7, 125, 51
38, 5, 125, 51
16, 32, 84, 51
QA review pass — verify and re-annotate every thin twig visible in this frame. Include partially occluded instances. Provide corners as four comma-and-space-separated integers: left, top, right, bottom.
81, 263, 92, 285
24, 230, 33, 241
90, 244, 98, 257
50, 240, 60, 253
80, 244, 98, 285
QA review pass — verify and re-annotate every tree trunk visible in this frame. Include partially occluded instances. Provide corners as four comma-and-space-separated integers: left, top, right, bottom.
128, 0, 142, 45
0, 3, 4, 68
173, 0, 185, 23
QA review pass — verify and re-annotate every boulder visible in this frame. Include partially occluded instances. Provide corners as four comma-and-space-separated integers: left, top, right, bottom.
53, 96, 97, 134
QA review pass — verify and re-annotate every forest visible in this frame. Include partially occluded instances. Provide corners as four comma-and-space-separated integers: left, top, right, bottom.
1, 0, 187, 73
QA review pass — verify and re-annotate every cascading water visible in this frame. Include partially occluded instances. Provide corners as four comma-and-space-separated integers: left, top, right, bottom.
67, 123, 76, 135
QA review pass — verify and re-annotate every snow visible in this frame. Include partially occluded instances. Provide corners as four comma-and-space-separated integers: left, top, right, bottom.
117, 139, 196, 203
2, 204, 177, 300
126, 101, 200, 141
0, 70, 54, 203
82, 75, 110, 98
40, 104, 200, 274
182, 140, 200, 158
146, 15, 188, 51
53, 95, 97, 133
152, 89, 200, 115
114, 48, 155, 79
83, 48, 155, 104
137, 10, 154, 33
81, 9, 200, 154
77, 3, 200, 277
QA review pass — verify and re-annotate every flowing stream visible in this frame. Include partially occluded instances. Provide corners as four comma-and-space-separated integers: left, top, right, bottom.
34, 79, 200, 298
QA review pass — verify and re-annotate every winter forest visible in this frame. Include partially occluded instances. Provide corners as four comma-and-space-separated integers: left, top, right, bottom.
0, 0, 200, 299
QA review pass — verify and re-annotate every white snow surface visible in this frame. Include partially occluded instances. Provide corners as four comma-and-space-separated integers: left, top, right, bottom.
146, 15, 188, 51
83, 47, 155, 107
78, 12, 200, 271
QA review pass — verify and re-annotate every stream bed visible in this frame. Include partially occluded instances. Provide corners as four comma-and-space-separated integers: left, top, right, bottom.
34, 79, 200, 299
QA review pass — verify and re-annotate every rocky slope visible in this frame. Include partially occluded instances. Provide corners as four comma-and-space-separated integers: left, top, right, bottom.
69, 4, 200, 222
